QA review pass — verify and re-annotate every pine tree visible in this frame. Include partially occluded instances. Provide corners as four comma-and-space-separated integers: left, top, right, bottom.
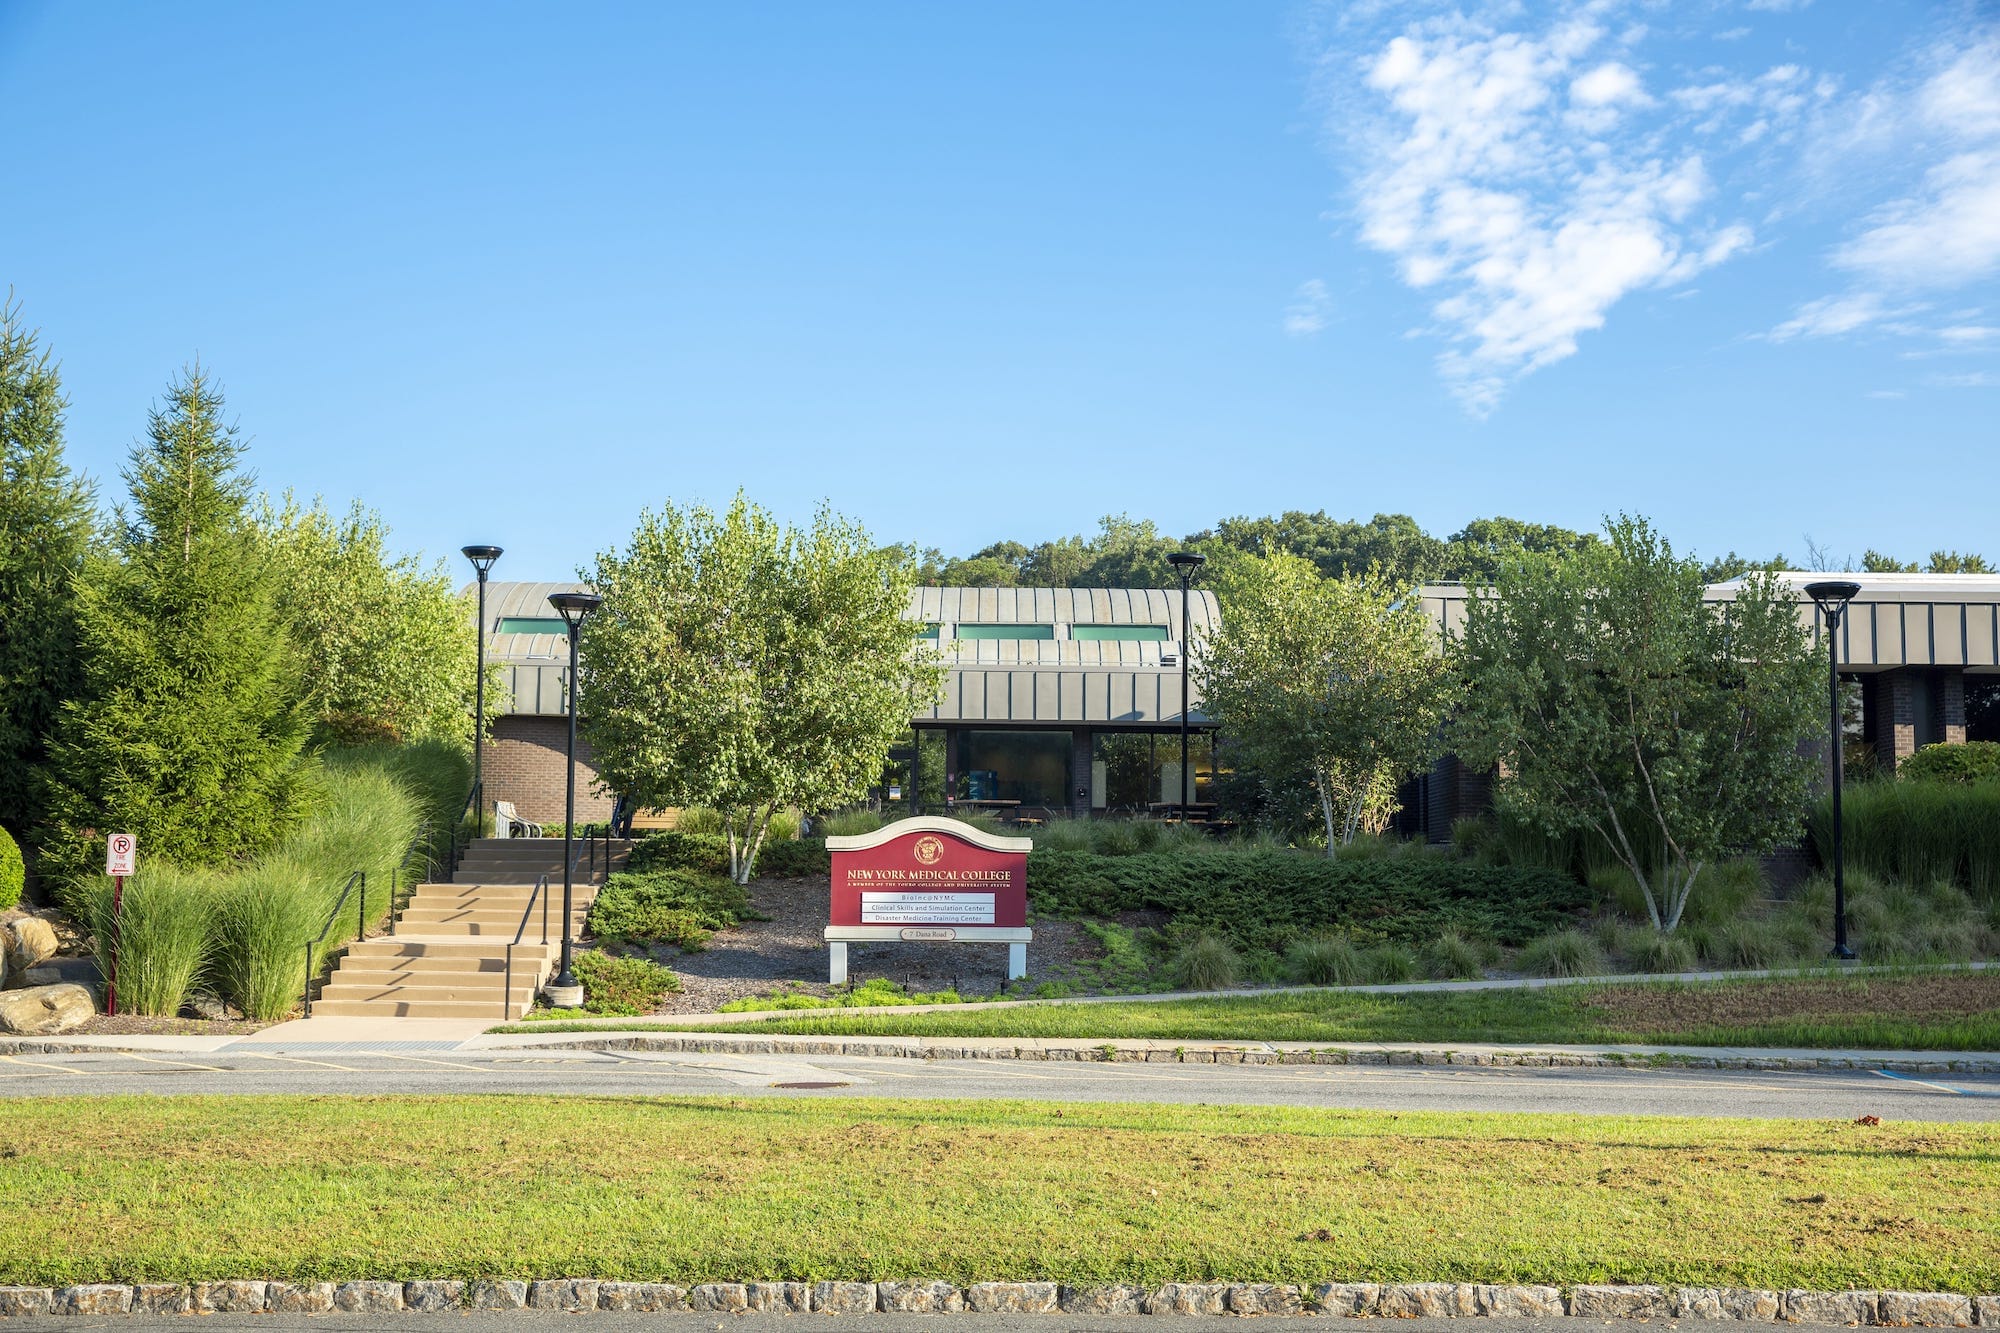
0, 294, 96, 841
42, 366, 310, 880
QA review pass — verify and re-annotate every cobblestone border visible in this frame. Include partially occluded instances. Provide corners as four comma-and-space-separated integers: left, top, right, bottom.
507, 1033, 2000, 1074
2, 1281, 1995, 1322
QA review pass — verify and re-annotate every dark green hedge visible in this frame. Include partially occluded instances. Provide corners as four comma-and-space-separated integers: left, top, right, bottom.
1024, 850, 1591, 951
627, 831, 832, 879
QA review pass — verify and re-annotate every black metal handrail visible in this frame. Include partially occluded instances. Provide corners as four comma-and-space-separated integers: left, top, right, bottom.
302, 871, 366, 1019
502, 872, 553, 1020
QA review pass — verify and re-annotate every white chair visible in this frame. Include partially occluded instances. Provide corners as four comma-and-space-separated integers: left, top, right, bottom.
493, 800, 543, 839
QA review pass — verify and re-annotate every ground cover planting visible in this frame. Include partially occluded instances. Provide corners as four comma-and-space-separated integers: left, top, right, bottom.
515, 971, 2000, 1051
0, 1096, 1991, 1292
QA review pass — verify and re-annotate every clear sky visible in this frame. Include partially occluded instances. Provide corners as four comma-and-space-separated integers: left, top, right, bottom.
2, 0, 1995, 580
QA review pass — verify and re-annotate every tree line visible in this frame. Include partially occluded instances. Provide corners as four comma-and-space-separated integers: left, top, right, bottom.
0, 296, 480, 886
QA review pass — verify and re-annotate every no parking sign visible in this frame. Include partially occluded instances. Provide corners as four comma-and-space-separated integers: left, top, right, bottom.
105, 833, 136, 877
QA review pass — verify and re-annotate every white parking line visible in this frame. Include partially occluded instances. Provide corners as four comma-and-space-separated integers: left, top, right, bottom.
114, 1051, 226, 1073
0, 1054, 93, 1076
376, 1052, 495, 1073
234, 1052, 362, 1072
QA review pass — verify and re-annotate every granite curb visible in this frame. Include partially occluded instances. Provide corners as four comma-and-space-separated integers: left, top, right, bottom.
1, 1282, 1994, 1323
476, 1031, 2000, 1074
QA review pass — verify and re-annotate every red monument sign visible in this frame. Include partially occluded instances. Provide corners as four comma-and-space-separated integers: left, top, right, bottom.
824, 817, 1032, 983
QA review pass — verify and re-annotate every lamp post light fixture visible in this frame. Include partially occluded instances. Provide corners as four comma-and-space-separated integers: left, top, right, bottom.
1805, 579, 1863, 962
1167, 551, 1207, 823
546, 589, 604, 1004
461, 546, 503, 822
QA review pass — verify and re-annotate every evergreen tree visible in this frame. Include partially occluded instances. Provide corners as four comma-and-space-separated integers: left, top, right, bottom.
0, 294, 96, 840
42, 367, 310, 879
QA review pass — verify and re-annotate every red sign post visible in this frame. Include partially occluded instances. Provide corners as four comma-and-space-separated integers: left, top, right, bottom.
825, 817, 1032, 983
104, 833, 136, 1016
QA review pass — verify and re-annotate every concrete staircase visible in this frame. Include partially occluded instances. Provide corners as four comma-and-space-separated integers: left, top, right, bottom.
309, 837, 632, 1020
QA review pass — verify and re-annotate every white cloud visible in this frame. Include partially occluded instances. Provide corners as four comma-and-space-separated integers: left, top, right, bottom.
1937, 324, 2000, 343
1332, 8, 1768, 413
1833, 149, 2000, 288
1284, 279, 1333, 336
1928, 371, 2000, 387
1768, 292, 1891, 341
1746, 0, 1812, 11
1866, 389, 1906, 399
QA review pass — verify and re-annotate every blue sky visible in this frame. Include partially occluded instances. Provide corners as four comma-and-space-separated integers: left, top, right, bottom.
2, 0, 1995, 579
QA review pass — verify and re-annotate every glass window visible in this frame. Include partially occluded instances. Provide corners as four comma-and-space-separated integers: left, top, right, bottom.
496, 617, 569, 636
1071, 624, 1169, 642
954, 623, 1055, 641
958, 730, 1072, 807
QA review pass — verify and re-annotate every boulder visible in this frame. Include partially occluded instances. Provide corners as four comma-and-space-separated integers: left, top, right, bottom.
2, 918, 58, 979
0, 983, 93, 1035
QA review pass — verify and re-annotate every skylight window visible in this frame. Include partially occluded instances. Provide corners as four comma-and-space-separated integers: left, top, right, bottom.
496, 617, 570, 636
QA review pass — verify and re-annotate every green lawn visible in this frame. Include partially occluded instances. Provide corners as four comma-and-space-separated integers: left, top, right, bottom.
504, 972, 2000, 1051
0, 1097, 1994, 1292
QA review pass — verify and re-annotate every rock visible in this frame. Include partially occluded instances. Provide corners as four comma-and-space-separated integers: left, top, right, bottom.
1973, 1296, 2000, 1328
193, 1280, 267, 1313
1786, 1290, 1877, 1325
1227, 1283, 1303, 1315
1468, 1285, 1565, 1317
1059, 1285, 1145, 1314
0, 983, 93, 1035
469, 1279, 528, 1310
186, 992, 232, 1021
811, 1281, 877, 1313
599, 1283, 688, 1312
53, 1285, 133, 1316
130, 1284, 191, 1315
1878, 1293, 1975, 1327
333, 1279, 404, 1312
1378, 1283, 1461, 1318
266, 1282, 335, 1313
745, 1282, 810, 1312
0, 1288, 53, 1317
2, 919, 57, 977
967, 1282, 1060, 1314
1142, 1283, 1230, 1316
1571, 1284, 1672, 1319
529, 1279, 599, 1312
1309, 1282, 1382, 1315
878, 1281, 965, 1313
689, 1283, 750, 1313
404, 1280, 464, 1312
1674, 1288, 1784, 1320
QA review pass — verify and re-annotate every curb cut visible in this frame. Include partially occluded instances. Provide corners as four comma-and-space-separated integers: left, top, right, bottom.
2, 1282, 1994, 1323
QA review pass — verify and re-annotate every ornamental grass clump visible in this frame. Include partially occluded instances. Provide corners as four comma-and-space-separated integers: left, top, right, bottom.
1362, 942, 1419, 984
1423, 929, 1487, 980
71, 863, 213, 1016
216, 855, 327, 1022
1286, 933, 1363, 986
1517, 928, 1605, 979
1167, 932, 1241, 991
1623, 927, 1697, 975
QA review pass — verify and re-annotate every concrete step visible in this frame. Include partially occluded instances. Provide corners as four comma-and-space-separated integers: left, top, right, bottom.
398, 905, 591, 923
329, 959, 520, 980
308, 998, 533, 1020
348, 938, 552, 960
375, 918, 583, 937
321, 982, 538, 1004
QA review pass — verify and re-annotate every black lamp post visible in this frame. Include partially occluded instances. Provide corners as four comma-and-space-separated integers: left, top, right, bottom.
1167, 551, 1206, 822
461, 546, 503, 822
547, 589, 603, 1000
1805, 579, 1862, 961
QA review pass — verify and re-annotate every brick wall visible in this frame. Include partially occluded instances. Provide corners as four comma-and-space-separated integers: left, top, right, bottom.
1938, 672, 1968, 746
1867, 670, 1918, 773
482, 715, 613, 825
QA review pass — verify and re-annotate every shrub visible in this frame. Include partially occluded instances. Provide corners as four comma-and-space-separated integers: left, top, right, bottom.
1898, 741, 2000, 785
0, 825, 22, 911
1286, 933, 1363, 986
1710, 918, 1797, 970
1027, 849, 1588, 952
1167, 932, 1240, 991
627, 831, 730, 877
67, 863, 213, 1016
1423, 929, 1486, 980
1363, 943, 1419, 983
587, 869, 749, 950
758, 838, 830, 878
1623, 927, 1697, 975
1516, 929, 1604, 978
672, 806, 725, 837
571, 950, 680, 1016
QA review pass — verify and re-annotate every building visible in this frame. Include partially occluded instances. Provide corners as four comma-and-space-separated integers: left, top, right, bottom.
472, 581, 1220, 825
475, 571, 2000, 832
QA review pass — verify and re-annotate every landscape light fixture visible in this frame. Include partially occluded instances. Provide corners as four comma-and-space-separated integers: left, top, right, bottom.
461, 546, 503, 821
1167, 551, 1207, 824
547, 589, 604, 1000
1805, 579, 1863, 961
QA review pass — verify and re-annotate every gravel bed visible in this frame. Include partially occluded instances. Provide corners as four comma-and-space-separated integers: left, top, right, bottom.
626, 875, 1109, 1014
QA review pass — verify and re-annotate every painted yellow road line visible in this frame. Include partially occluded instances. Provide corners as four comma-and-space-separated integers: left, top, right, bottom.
0, 1054, 93, 1075
235, 1052, 362, 1072
114, 1051, 226, 1073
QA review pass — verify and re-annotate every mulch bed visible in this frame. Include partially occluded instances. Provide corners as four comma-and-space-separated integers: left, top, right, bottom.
1581, 973, 2000, 1033
66, 1014, 270, 1038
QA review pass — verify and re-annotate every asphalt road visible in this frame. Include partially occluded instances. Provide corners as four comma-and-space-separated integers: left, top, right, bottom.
2, 1046, 1996, 1119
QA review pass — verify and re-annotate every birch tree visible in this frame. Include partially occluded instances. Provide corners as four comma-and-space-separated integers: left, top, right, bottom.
1453, 515, 1821, 932
1196, 553, 1456, 851
580, 496, 946, 884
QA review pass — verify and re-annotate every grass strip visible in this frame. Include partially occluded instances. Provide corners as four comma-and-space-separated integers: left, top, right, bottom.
503, 974, 2000, 1051
0, 1096, 1993, 1293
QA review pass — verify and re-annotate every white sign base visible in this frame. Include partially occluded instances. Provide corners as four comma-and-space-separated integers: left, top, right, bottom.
823, 925, 1030, 986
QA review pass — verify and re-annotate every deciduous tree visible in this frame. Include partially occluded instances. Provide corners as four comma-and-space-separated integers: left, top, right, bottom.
581, 496, 946, 883
1454, 516, 1821, 932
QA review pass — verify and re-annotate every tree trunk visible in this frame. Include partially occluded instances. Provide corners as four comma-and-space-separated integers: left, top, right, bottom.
1317, 770, 1337, 859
